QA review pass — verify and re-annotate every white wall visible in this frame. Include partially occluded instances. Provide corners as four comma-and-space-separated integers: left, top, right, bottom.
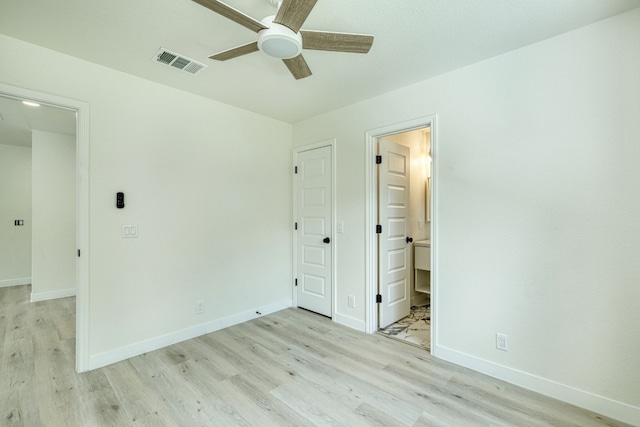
293, 8, 640, 425
0, 144, 32, 287
31, 131, 76, 301
0, 34, 293, 367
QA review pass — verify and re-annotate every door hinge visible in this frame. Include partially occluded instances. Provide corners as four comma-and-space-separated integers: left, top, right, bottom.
295, 222, 298, 230
376, 224, 382, 234
376, 294, 382, 303
294, 166, 298, 174
295, 278, 298, 287
376, 155, 382, 164
77, 249, 81, 257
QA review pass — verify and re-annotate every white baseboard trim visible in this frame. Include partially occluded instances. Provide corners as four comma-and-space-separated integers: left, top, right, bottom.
0, 277, 31, 288
433, 344, 640, 426
88, 299, 293, 371
30, 288, 76, 302
333, 311, 366, 332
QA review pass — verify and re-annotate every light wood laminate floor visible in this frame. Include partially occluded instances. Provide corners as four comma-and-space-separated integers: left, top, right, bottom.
0, 285, 629, 426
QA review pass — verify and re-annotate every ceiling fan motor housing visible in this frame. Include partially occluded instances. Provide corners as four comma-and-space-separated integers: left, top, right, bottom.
257, 15, 303, 59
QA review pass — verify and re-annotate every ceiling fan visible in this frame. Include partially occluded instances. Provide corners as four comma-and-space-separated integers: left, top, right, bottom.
192, 0, 374, 79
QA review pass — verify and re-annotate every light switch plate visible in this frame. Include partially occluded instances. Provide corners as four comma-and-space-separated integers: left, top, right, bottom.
122, 224, 139, 238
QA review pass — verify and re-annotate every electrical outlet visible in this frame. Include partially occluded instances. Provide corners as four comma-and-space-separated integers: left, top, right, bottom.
348, 295, 356, 308
196, 300, 205, 314
496, 333, 508, 351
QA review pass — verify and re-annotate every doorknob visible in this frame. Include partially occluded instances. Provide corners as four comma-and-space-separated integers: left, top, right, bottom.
323, 237, 331, 244
406, 237, 413, 243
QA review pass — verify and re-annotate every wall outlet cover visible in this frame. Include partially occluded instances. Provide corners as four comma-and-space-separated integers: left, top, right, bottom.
348, 295, 356, 308
196, 300, 205, 314
496, 333, 508, 351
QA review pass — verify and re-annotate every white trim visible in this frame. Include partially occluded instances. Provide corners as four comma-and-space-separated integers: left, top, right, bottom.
333, 312, 366, 332
30, 288, 76, 302
435, 345, 640, 426
0, 278, 31, 288
364, 116, 437, 335
89, 299, 292, 370
427, 118, 438, 353
292, 139, 337, 320
0, 82, 90, 373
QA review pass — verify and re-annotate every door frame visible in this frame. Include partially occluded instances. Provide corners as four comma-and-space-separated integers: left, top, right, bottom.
365, 116, 438, 342
0, 82, 90, 372
292, 139, 337, 318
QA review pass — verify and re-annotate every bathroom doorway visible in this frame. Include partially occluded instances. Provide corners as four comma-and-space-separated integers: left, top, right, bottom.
364, 115, 436, 352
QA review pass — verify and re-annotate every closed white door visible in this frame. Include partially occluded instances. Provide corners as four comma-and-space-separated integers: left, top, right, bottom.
296, 145, 332, 317
378, 139, 411, 328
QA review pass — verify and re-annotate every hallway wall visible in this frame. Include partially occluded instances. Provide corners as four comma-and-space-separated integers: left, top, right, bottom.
31, 131, 76, 301
0, 144, 32, 287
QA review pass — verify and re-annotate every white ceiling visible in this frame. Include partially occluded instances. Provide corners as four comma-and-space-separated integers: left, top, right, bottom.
1, 0, 639, 125
0, 96, 76, 148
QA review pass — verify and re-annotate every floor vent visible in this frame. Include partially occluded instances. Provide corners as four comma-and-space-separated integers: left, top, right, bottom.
153, 48, 207, 75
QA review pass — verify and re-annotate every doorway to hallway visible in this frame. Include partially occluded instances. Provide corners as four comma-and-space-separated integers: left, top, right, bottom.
0, 82, 90, 372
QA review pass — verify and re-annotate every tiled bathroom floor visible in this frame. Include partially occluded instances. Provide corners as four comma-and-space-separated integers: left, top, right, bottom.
377, 304, 431, 350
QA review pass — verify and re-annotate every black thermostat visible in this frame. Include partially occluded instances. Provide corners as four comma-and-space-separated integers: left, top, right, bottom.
116, 192, 125, 209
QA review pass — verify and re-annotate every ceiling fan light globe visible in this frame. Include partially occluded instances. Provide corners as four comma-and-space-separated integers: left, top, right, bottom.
257, 16, 303, 59
259, 36, 302, 59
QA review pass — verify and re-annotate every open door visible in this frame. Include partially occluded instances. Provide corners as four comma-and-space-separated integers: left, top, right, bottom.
378, 138, 411, 328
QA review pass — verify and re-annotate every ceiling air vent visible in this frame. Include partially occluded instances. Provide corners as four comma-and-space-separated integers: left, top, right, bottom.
153, 48, 207, 75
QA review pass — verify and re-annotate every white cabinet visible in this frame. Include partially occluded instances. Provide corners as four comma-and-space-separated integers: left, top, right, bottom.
414, 240, 431, 294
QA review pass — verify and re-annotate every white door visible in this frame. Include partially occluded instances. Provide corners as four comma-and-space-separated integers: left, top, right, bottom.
296, 145, 332, 317
378, 139, 411, 328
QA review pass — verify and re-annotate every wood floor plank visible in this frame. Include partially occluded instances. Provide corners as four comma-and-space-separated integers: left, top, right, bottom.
0, 307, 9, 355
73, 368, 132, 426
103, 360, 177, 424
0, 285, 633, 427
279, 347, 424, 426
34, 372, 84, 426
175, 338, 239, 380
0, 387, 42, 427
201, 330, 290, 391
353, 402, 408, 427
164, 359, 256, 426
271, 380, 366, 426
219, 374, 317, 427
129, 349, 253, 426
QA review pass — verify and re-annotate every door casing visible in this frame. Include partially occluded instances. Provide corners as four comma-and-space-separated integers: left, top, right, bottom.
365, 116, 437, 347
292, 139, 336, 318
0, 82, 90, 372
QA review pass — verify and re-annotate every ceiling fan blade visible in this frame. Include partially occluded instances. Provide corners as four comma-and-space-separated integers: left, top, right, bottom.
301, 30, 374, 53
274, 0, 317, 33
209, 42, 259, 61
283, 54, 312, 79
192, 0, 268, 33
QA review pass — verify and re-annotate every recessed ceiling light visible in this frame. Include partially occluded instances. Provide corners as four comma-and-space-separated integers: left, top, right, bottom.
22, 101, 40, 107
